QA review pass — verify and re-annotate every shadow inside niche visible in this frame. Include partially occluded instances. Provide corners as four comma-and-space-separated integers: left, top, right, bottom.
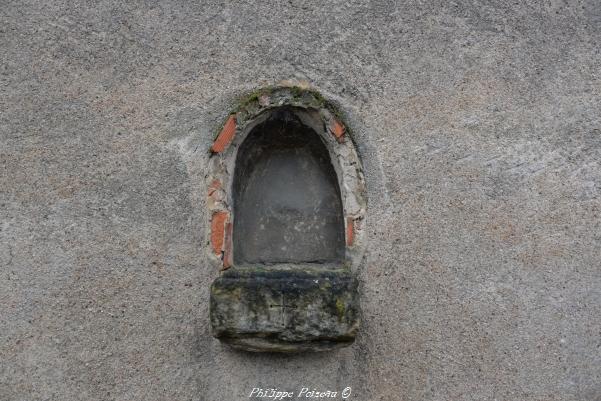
233, 107, 345, 266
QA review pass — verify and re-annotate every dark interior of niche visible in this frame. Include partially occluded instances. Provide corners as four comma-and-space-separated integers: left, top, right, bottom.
233, 107, 345, 266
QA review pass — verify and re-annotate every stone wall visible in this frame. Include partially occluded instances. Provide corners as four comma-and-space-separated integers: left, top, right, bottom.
1, 1, 600, 400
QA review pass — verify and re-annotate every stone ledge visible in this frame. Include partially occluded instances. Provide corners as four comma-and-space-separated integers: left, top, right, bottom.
210, 266, 359, 352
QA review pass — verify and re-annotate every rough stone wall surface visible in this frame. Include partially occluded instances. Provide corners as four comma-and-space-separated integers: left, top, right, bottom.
1, 1, 600, 400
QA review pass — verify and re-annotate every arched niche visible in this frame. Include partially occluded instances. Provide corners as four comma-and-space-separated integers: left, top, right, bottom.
232, 107, 345, 265
208, 87, 366, 352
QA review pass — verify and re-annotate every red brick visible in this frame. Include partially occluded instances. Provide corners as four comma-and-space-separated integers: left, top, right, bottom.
211, 115, 237, 153
330, 118, 345, 142
346, 217, 354, 246
210, 211, 228, 255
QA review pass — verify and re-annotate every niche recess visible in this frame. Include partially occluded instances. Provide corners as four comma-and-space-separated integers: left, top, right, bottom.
208, 87, 366, 352
233, 107, 345, 265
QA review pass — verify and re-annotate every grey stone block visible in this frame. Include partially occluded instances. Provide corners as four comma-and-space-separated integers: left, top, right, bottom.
210, 266, 359, 352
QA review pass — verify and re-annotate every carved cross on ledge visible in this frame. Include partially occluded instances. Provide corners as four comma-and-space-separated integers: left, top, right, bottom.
269, 294, 297, 327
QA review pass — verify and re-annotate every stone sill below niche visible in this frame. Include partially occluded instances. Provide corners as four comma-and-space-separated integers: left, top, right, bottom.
210, 265, 359, 353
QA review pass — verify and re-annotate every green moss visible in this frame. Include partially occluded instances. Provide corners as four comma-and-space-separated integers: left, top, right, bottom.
235, 86, 274, 112
234, 85, 332, 114
226, 85, 357, 147
336, 298, 345, 320
306, 89, 326, 108
237, 90, 261, 110
290, 85, 304, 98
